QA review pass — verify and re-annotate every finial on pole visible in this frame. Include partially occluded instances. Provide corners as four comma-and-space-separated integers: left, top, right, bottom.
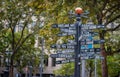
75, 7, 83, 14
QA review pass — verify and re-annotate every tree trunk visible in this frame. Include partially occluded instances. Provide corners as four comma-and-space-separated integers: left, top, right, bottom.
100, 32, 108, 77
101, 44, 108, 77
97, 13, 108, 77
9, 57, 14, 77
90, 71, 92, 77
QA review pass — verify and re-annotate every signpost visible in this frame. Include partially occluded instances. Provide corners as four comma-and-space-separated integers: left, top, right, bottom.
50, 7, 105, 77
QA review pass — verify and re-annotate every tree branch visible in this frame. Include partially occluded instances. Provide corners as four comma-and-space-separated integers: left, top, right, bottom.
15, 19, 29, 49
107, 48, 120, 56
12, 33, 33, 57
0, 44, 9, 54
103, 3, 120, 17
15, 11, 34, 49
106, 24, 120, 32
105, 7, 119, 20
105, 14, 120, 26
101, 0, 109, 11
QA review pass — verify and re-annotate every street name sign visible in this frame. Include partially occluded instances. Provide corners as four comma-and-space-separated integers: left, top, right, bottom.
52, 24, 75, 28
81, 44, 93, 49
58, 32, 76, 36
57, 49, 75, 53
80, 48, 101, 52
51, 44, 75, 49
60, 29, 76, 34
81, 40, 105, 45
50, 53, 74, 58
82, 24, 105, 29
56, 59, 75, 64
60, 27, 76, 30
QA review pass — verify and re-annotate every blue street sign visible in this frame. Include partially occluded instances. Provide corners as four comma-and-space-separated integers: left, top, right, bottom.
51, 44, 75, 49
82, 24, 105, 29
80, 48, 101, 52
50, 53, 74, 58
56, 59, 75, 64
93, 40, 105, 44
58, 32, 75, 36
60, 29, 76, 34
81, 36, 93, 49
81, 39, 105, 45
60, 27, 76, 30
57, 49, 74, 53
52, 24, 75, 28
81, 44, 93, 49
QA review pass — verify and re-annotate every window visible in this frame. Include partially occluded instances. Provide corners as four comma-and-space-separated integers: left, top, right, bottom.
52, 58, 56, 66
44, 58, 48, 66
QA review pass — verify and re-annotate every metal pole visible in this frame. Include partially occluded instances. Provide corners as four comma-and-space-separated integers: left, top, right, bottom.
29, 66, 32, 77
40, 38, 44, 77
74, 14, 81, 77
81, 60, 86, 77
94, 57, 97, 77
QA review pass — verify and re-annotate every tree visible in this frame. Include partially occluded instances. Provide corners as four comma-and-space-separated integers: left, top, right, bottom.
0, 0, 44, 77
54, 63, 74, 76
25, 0, 120, 77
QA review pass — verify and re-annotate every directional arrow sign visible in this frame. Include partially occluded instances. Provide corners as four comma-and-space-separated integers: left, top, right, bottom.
60, 27, 76, 30
93, 40, 105, 44
56, 59, 75, 64
81, 40, 105, 45
67, 42, 77, 45
58, 32, 76, 36
82, 24, 105, 29
50, 53, 74, 58
51, 44, 75, 49
60, 29, 76, 34
80, 48, 101, 52
57, 49, 74, 53
82, 31, 98, 35
81, 44, 93, 49
81, 56, 95, 59
52, 24, 75, 28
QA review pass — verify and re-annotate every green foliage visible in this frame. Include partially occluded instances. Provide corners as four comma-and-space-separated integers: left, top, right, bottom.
107, 54, 120, 77
0, 0, 120, 77
54, 63, 74, 76
96, 54, 120, 77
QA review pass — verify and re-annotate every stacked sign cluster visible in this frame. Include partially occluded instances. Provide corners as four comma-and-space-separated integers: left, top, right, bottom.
50, 23, 105, 64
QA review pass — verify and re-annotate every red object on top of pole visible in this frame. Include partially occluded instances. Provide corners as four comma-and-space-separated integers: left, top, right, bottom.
75, 7, 83, 14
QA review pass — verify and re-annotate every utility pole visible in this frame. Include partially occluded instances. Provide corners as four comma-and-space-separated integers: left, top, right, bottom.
40, 37, 44, 77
